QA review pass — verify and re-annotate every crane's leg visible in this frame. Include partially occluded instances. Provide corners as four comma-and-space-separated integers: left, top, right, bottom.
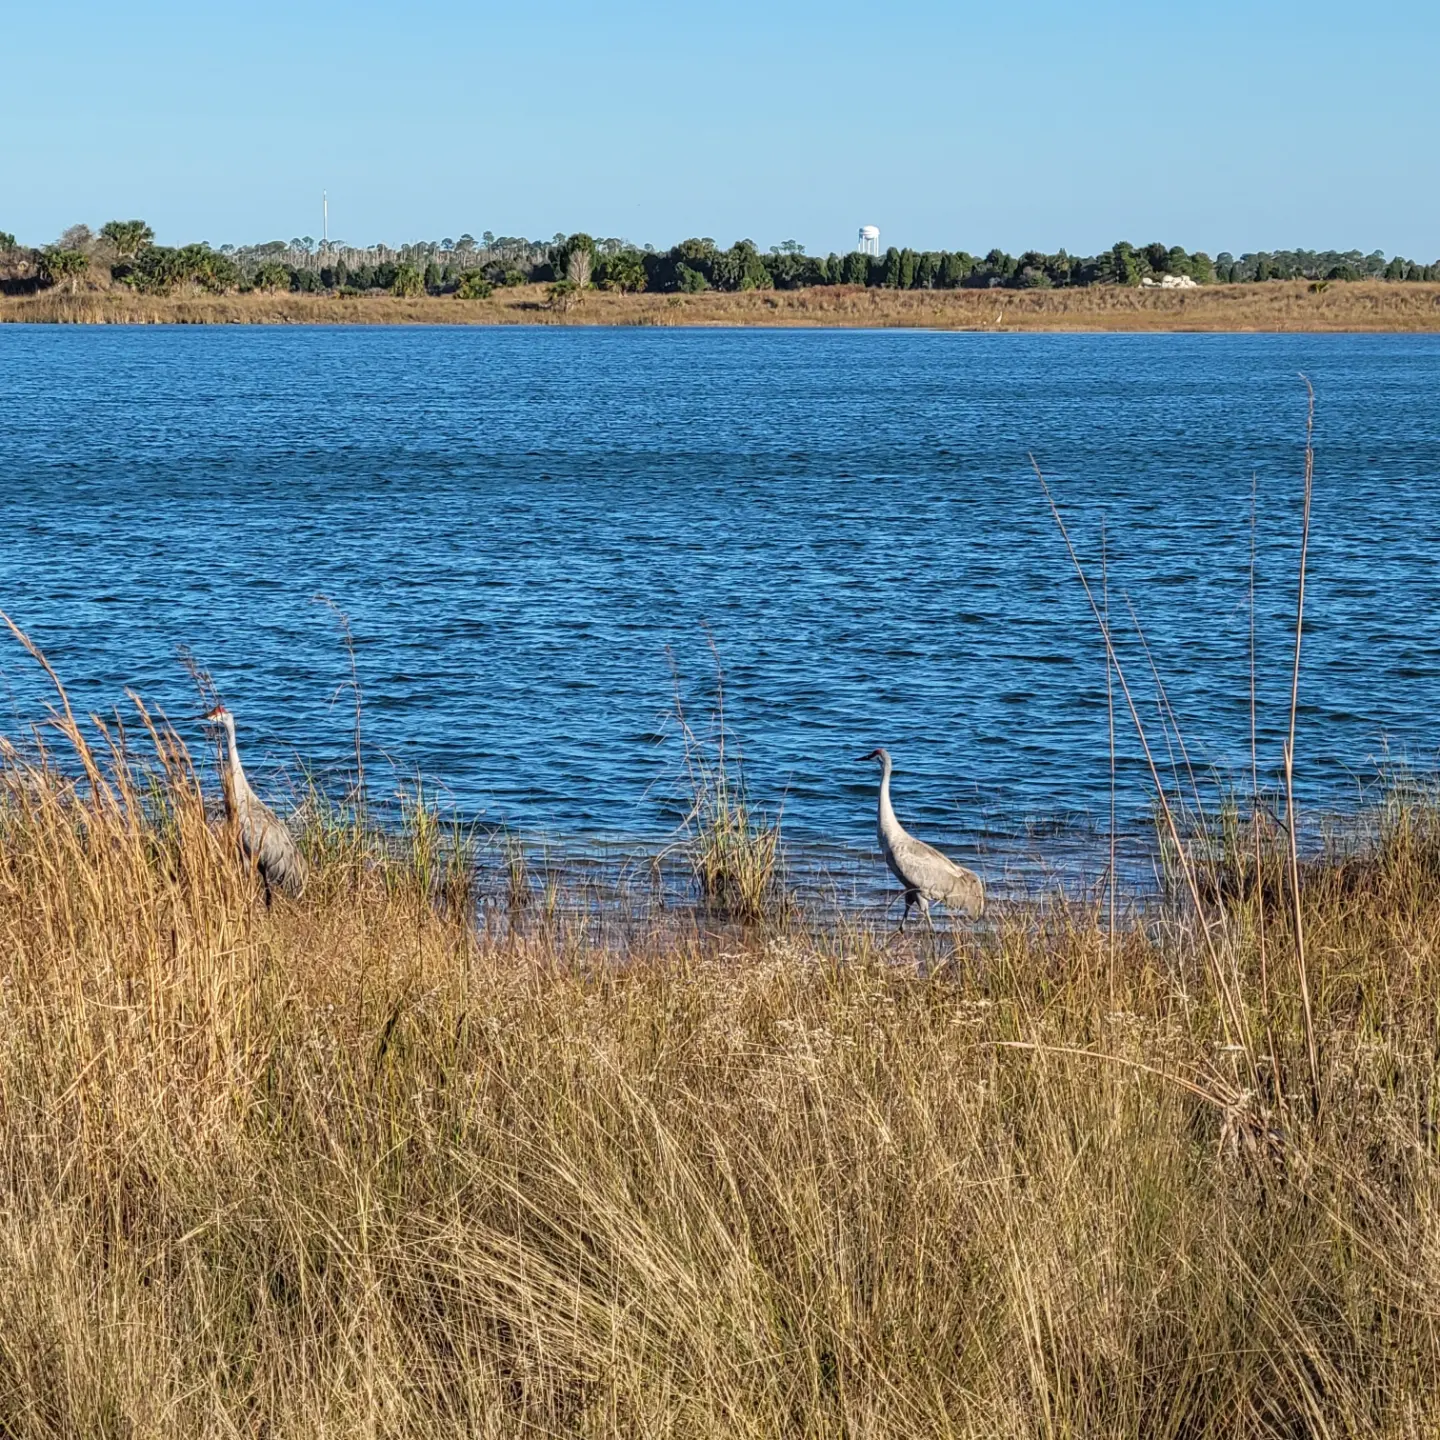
919, 897, 935, 933
899, 891, 915, 932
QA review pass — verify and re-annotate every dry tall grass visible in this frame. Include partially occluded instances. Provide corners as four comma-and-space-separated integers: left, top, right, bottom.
2, 644, 1440, 1437
6, 281, 1440, 331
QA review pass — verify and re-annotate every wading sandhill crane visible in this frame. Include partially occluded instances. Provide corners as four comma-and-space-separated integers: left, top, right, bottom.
204, 703, 306, 904
859, 747, 984, 930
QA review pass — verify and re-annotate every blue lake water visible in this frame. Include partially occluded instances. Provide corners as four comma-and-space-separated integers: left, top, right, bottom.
1, 325, 1438, 887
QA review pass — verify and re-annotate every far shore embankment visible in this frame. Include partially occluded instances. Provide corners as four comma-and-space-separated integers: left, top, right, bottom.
5, 280, 1440, 331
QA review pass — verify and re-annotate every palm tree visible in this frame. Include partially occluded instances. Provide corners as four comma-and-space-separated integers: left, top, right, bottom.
603, 251, 646, 294
253, 261, 291, 293
37, 249, 89, 292
100, 220, 154, 260
455, 271, 492, 299
390, 264, 424, 298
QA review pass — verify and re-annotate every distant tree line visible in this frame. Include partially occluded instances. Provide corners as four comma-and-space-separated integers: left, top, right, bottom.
2, 221, 1437, 300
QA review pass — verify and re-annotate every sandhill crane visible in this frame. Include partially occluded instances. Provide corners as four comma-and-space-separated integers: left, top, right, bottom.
859, 748, 984, 929
204, 703, 306, 904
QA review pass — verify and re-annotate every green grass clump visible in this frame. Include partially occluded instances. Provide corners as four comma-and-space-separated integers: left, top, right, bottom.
668, 652, 786, 924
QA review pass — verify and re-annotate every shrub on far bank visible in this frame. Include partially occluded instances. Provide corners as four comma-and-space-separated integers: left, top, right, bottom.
546, 279, 581, 312
454, 271, 493, 299
598, 249, 646, 293
390, 264, 424, 298
251, 260, 290, 293
114, 244, 239, 295
35, 248, 90, 291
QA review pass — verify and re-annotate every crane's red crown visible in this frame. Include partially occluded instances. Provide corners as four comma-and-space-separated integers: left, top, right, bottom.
202, 703, 229, 721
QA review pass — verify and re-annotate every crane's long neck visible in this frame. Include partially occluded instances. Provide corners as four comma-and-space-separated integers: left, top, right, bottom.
877, 756, 903, 844
222, 720, 250, 805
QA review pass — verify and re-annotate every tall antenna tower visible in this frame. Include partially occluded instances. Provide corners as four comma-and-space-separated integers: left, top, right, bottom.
322, 191, 328, 246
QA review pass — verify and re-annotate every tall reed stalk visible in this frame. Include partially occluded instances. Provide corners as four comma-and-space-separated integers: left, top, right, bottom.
1284, 378, 1322, 1117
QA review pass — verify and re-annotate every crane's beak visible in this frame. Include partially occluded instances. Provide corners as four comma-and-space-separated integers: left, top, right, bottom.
856, 749, 881, 763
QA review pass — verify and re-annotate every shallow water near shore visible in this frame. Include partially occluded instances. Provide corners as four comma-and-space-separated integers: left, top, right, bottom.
2, 324, 1438, 895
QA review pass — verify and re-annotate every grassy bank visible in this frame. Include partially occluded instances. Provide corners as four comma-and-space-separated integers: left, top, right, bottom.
4, 653, 1440, 1436
6, 280, 1440, 331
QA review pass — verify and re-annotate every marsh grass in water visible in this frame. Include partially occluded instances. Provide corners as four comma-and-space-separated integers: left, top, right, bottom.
665, 646, 787, 924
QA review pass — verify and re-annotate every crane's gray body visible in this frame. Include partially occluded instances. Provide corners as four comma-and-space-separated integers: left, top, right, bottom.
866, 748, 984, 928
211, 708, 306, 901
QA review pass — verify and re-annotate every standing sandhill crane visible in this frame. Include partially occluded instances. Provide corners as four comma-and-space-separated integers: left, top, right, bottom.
204, 703, 306, 904
859, 748, 984, 930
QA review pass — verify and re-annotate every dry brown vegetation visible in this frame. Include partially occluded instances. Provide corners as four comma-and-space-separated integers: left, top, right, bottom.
3, 610, 1440, 1437
6, 280, 1440, 331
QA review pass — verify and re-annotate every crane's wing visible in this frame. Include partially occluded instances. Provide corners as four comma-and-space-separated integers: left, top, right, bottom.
240, 797, 307, 896
891, 834, 984, 916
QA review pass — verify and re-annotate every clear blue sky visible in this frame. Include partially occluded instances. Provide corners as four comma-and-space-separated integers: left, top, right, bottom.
3, 0, 1436, 259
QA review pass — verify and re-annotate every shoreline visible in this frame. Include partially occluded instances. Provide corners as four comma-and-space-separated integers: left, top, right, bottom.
6, 279, 1440, 331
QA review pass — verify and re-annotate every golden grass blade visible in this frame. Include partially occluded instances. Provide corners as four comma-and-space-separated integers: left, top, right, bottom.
1284, 378, 1322, 1120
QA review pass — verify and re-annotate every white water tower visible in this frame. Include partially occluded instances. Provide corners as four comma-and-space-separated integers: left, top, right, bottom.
858, 225, 880, 257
